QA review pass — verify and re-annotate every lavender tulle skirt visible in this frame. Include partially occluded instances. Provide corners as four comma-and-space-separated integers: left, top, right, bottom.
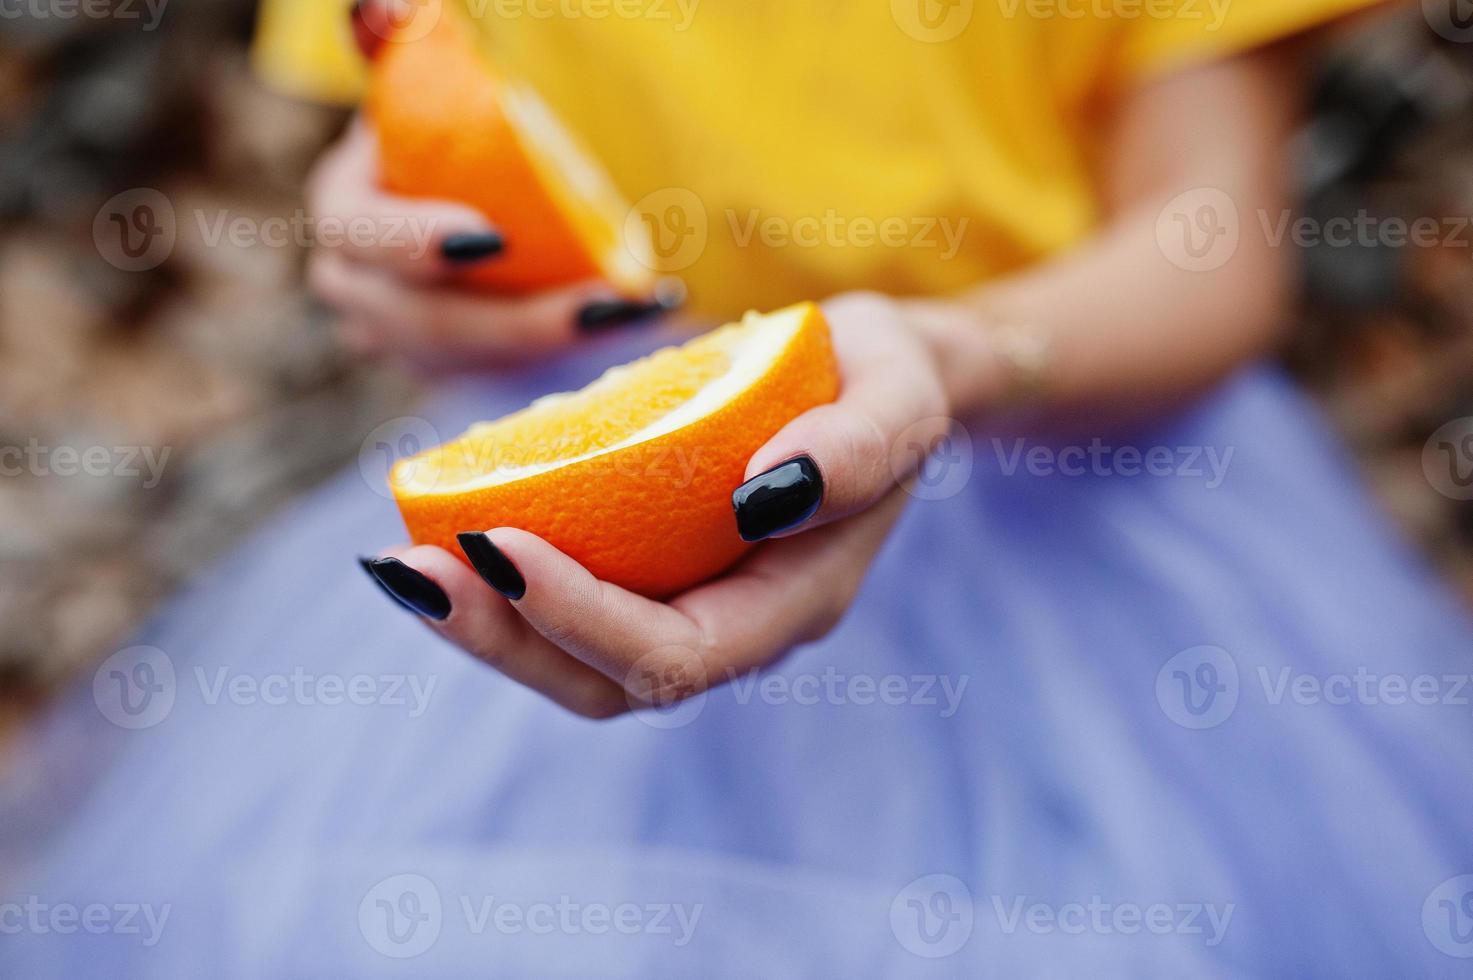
4, 329, 1472, 978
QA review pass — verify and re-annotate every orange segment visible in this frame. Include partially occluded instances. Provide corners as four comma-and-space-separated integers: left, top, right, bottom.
366, 4, 653, 294
391, 303, 841, 597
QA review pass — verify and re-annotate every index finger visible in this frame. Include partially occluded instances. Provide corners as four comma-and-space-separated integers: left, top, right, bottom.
459, 491, 907, 701
308, 117, 504, 281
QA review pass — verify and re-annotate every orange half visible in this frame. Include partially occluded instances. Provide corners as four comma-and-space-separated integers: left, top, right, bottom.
391, 303, 841, 597
366, 3, 653, 294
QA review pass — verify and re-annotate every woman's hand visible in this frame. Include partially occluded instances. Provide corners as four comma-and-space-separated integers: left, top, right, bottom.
362, 292, 951, 718
305, 116, 672, 371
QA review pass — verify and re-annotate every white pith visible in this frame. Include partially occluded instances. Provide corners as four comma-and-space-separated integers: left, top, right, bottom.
500, 82, 656, 288
393, 306, 805, 495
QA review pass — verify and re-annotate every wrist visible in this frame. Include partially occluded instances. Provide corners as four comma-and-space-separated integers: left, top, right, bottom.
901, 299, 1054, 417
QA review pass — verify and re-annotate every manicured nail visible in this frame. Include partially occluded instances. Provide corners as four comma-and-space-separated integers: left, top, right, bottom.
731, 455, 824, 542
350, 0, 386, 59
456, 532, 527, 600
576, 293, 680, 332
441, 232, 505, 264
359, 557, 421, 615
361, 557, 451, 620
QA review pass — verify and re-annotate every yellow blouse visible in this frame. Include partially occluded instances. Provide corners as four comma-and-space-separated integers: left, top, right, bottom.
255, 0, 1380, 318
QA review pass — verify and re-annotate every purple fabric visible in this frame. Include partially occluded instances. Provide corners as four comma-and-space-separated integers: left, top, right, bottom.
3, 331, 1472, 977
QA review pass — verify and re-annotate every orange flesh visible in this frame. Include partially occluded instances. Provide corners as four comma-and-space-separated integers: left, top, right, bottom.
389, 303, 840, 597
409, 341, 732, 485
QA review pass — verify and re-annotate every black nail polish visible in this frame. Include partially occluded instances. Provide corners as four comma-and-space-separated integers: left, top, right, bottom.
360, 556, 424, 616
731, 456, 824, 542
362, 557, 451, 620
441, 232, 505, 264
576, 296, 674, 332
456, 532, 527, 600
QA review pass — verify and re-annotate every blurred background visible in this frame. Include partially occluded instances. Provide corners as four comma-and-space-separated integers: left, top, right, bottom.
0, 0, 1471, 746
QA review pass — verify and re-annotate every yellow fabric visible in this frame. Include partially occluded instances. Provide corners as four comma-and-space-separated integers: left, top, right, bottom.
253, 0, 1382, 317
252, 0, 366, 104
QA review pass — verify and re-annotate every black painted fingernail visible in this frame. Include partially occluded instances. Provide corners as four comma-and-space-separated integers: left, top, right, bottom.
350, 0, 386, 59
441, 232, 505, 264
576, 295, 676, 332
456, 532, 527, 600
732, 455, 824, 542
361, 557, 451, 620
359, 556, 422, 615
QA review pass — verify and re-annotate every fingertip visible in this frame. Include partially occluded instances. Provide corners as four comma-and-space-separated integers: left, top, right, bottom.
740, 406, 829, 482
472, 529, 693, 685
475, 528, 571, 595
732, 454, 825, 542
440, 230, 505, 265
477, 527, 620, 629
481, 526, 549, 552
456, 531, 526, 600
361, 553, 451, 621
574, 279, 682, 331
335, 194, 500, 275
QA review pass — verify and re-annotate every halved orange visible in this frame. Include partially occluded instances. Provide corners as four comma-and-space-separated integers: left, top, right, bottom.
390, 303, 840, 597
365, 1, 653, 294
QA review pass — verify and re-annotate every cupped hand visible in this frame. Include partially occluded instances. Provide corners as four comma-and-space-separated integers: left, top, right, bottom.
363, 292, 951, 718
306, 116, 672, 370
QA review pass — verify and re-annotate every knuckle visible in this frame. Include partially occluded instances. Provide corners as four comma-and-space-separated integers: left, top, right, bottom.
537, 613, 582, 651
691, 622, 722, 664
852, 409, 891, 465
502, 305, 571, 350
536, 576, 603, 654
466, 633, 508, 671
425, 295, 497, 344
626, 642, 708, 708
400, 292, 444, 334
837, 409, 891, 504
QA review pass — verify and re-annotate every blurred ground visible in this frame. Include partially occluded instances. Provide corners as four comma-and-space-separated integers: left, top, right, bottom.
0, 0, 421, 732
0, 2, 1470, 734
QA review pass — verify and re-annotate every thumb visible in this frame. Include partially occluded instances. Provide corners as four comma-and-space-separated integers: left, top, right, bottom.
732, 298, 948, 541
